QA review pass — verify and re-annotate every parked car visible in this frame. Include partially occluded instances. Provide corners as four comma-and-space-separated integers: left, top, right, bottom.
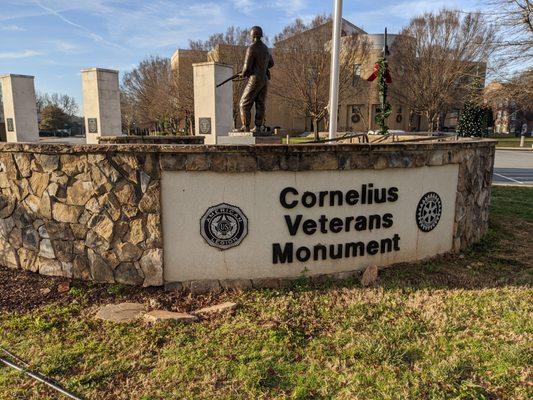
55, 129, 71, 137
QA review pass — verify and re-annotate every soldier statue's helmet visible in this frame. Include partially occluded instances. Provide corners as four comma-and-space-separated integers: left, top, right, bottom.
250, 26, 263, 38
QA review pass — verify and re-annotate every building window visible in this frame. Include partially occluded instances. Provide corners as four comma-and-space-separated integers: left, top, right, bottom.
352, 64, 361, 86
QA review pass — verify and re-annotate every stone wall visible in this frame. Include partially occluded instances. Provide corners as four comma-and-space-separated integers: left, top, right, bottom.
0, 139, 495, 287
453, 143, 495, 250
0, 147, 163, 286
98, 135, 204, 145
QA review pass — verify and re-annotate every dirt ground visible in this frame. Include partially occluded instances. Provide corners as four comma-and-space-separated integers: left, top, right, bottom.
0, 266, 233, 315
0, 214, 530, 315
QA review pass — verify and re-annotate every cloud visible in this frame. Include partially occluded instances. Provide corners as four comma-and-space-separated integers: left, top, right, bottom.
0, 0, 81, 21
1, 24, 25, 31
385, 0, 478, 18
274, 0, 307, 16
232, 0, 307, 17
32, 0, 125, 49
101, 1, 230, 49
345, 0, 480, 32
233, 0, 254, 13
50, 40, 84, 53
0, 50, 43, 59
0, 0, 233, 52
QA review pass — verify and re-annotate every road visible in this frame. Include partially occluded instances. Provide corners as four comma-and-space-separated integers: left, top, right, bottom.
493, 150, 533, 186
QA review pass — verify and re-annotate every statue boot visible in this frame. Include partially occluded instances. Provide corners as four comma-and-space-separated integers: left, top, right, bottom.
235, 125, 250, 133
250, 125, 262, 136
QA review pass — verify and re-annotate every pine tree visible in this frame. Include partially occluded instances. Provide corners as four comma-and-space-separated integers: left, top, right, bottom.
457, 101, 488, 137
39, 105, 69, 132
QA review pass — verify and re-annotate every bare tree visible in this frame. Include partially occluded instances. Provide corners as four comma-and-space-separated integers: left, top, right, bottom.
389, 9, 496, 131
120, 90, 139, 134
270, 16, 370, 139
173, 66, 194, 135
37, 92, 78, 118
485, 68, 533, 111
484, 1, 532, 119
36, 92, 45, 115
121, 56, 181, 134
189, 26, 257, 50
488, 0, 532, 65
273, 15, 329, 43
187, 26, 261, 128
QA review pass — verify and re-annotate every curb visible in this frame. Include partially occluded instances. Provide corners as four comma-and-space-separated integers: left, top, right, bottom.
492, 183, 533, 188
496, 147, 533, 151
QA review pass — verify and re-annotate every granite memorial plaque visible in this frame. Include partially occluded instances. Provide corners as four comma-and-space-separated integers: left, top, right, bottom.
87, 118, 98, 134
199, 118, 211, 135
6, 118, 14, 132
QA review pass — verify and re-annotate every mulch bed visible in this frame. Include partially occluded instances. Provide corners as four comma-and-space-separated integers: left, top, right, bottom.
0, 267, 232, 314
1, 215, 531, 315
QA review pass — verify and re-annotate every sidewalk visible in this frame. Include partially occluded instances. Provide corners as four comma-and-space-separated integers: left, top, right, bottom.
496, 147, 533, 151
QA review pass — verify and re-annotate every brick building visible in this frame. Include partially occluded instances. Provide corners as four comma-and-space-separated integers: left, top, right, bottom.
171, 18, 485, 134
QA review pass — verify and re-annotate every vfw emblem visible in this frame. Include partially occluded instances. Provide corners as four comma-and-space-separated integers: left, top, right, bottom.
200, 203, 248, 250
199, 117, 211, 135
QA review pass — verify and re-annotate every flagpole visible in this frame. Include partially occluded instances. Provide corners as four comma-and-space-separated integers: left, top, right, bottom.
328, 0, 343, 140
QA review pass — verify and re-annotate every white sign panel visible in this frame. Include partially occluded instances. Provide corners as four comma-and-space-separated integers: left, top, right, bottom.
162, 165, 459, 282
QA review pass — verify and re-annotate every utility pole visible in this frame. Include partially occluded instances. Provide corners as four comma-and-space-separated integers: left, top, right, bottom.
328, 0, 343, 140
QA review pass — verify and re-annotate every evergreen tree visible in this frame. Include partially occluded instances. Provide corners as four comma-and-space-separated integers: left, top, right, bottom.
457, 101, 489, 137
39, 105, 69, 132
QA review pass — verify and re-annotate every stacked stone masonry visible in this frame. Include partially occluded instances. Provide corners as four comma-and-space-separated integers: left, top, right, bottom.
98, 135, 204, 145
0, 140, 495, 287
0, 148, 163, 286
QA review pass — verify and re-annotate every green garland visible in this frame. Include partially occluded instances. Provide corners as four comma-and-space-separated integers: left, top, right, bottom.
375, 58, 391, 135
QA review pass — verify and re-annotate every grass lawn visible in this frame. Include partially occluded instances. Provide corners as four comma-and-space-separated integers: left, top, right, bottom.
494, 136, 533, 148
283, 136, 315, 144
284, 136, 533, 147
0, 187, 531, 400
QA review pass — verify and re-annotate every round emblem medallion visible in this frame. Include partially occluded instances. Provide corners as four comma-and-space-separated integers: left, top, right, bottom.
416, 192, 442, 232
200, 203, 248, 250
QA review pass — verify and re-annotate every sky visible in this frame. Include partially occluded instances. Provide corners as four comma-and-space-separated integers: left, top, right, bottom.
0, 0, 486, 112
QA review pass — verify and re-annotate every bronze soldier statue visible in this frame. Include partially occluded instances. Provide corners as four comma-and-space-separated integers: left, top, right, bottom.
238, 26, 274, 134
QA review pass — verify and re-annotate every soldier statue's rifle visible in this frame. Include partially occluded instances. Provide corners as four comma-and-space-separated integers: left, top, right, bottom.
216, 73, 243, 88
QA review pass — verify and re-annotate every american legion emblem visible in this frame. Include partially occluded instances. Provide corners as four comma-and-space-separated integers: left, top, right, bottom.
200, 203, 248, 250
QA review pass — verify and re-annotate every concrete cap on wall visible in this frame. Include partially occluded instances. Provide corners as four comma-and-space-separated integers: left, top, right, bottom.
80, 68, 119, 74
0, 74, 35, 79
192, 61, 233, 68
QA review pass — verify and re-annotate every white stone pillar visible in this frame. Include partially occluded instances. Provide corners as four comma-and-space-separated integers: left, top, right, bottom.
0, 74, 39, 142
193, 62, 233, 144
81, 68, 122, 144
